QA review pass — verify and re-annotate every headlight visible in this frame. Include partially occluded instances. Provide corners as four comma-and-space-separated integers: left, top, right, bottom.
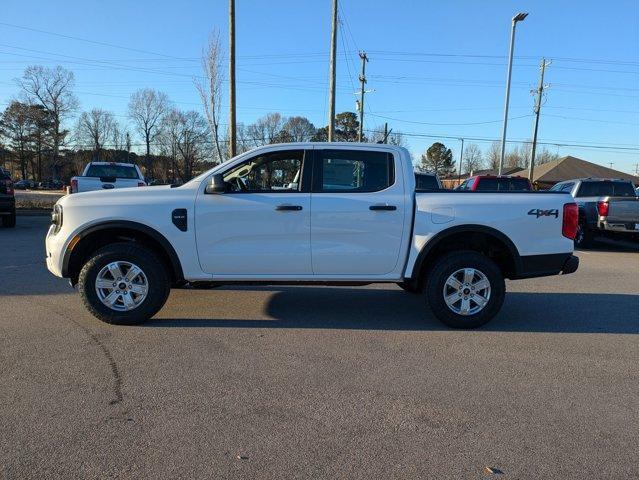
51, 204, 63, 233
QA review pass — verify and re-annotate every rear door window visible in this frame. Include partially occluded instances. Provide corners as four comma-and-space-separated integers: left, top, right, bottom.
314, 150, 394, 193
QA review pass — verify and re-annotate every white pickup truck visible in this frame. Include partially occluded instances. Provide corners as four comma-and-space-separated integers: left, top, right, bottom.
70, 162, 146, 193
46, 143, 579, 328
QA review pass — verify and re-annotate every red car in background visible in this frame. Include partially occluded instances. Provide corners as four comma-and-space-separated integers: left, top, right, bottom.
457, 175, 533, 192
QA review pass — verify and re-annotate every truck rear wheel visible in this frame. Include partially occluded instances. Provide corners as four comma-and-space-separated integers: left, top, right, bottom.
574, 221, 594, 248
77, 243, 170, 325
2, 208, 16, 228
425, 251, 505, 329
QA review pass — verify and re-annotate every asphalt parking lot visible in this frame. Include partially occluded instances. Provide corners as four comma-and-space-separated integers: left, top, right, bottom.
1, 216, 638, 479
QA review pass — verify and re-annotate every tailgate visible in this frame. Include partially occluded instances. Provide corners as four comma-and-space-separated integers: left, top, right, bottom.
607, 197, 639, 222
77, 177, 141, 192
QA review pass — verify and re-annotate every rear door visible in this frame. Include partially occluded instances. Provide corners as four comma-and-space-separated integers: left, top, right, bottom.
310, 148, 406, 276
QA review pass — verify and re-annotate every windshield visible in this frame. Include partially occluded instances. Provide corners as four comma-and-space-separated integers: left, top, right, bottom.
415, 173, 440, 190
576, 181, 636, 197
85, 164, 140, 179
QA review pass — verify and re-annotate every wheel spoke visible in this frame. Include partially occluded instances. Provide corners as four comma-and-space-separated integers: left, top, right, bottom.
95, 279, 114, 289
107, 262, 123, 280
463, 268, 475, 285
124, 265, 141, 282
446, 277, 463, 290
444, 292, 460, 307
460, 297, 471, 315
103, 290, 120, 307
473, 294, 489, 308
473, 278, 490, 292
130, 284, 148, 295
121, 293, 135, 309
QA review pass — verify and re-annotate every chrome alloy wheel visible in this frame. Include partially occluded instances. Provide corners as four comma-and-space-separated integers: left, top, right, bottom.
95, 261, 149, 312
442, 268, 491, 316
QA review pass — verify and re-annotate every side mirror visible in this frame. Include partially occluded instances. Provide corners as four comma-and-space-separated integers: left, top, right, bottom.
205, 173, 228, 194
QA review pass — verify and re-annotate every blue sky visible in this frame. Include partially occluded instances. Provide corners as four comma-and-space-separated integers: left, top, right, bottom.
1, 0, 638, 174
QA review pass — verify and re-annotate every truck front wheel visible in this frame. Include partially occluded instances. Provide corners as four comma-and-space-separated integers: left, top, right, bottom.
425, 251, 505, 329
77, 243, 170, 325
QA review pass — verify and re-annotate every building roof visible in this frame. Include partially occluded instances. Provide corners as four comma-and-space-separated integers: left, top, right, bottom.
527, 156, 639, 185
443, 166, 524, 180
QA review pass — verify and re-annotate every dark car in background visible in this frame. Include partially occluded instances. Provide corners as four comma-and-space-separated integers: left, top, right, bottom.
457, 175, 533, 191
550, 178, 639, 247
14, 179, 37, 190
0, 169, 16, 228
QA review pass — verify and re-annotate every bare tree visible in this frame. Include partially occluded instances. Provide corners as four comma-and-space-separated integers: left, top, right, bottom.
17, 65, 79, 178
128, 88, 169, 175
247, 112, 285, 147
174, 111, 209, 181
194, 31, 224, 163
75, 109, 116, 160
159, 108, 183, 182
462, 143, 483, 174
486, 141, 500, 170
281, 116, 316, 142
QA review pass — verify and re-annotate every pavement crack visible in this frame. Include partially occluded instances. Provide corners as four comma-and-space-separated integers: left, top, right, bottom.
50, 308, 125, 406
71, 319, 124, 405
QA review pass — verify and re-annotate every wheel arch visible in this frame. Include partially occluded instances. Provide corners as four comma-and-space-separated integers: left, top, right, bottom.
62, 220, 184, 285
409, 225, 522, 287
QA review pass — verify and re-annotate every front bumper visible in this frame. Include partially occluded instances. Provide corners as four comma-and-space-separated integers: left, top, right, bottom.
45, 224, 65, 278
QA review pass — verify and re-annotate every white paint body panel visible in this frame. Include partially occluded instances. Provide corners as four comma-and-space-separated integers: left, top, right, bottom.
45, 142, 574, 284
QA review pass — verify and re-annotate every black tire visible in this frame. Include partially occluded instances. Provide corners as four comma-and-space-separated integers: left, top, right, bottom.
77, 242, 170, 325
425, 251, 505, 329
2, 209, 16, 228
396, 281, 421, 294
574, 221, 594, 248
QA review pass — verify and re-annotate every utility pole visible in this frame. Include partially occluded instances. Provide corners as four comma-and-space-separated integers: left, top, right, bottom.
228, 0, 237, 158
383, 123, 388, 143
528, 58, 550, 182
458, 138, 464, 186
327, 0, 338, 142
633, 163, 639, 175
357, 52, 368, 142
609, 162, 614, 169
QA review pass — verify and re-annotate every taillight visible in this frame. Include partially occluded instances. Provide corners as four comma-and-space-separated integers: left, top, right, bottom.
562, 203, 579, 240
597, 201, 609, 217
137, 182, 145, 187
71, 178, 78, 193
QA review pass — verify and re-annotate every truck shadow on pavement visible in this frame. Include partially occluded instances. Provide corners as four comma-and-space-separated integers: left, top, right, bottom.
148, 287, 639, 334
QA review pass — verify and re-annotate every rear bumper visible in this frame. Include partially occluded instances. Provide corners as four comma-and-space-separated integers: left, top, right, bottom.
598, 220, 638, 234
512, 253, 579, 279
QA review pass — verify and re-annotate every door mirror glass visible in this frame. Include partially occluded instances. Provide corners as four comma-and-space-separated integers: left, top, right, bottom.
205, 173, 229, 194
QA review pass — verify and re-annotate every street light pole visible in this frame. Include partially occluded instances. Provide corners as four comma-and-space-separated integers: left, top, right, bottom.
499, 12, 528, 175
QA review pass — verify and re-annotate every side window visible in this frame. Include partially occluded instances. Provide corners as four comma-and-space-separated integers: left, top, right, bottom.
561, 182, 574, 193
314, 150, 394, 193
223, 150, 304, 193
549, 183, 563, 191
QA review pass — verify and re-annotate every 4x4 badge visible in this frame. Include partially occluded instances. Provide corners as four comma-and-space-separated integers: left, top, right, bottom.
528, 208, 559, 218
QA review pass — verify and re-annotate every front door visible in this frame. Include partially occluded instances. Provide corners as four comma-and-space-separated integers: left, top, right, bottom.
310, 148, 406, 276
195, 149, 312, 276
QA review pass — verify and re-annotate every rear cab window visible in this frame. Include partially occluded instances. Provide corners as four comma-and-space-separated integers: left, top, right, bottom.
415, 173, 440, 190
85, 164, 140, 179
575, 181, 636, 198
